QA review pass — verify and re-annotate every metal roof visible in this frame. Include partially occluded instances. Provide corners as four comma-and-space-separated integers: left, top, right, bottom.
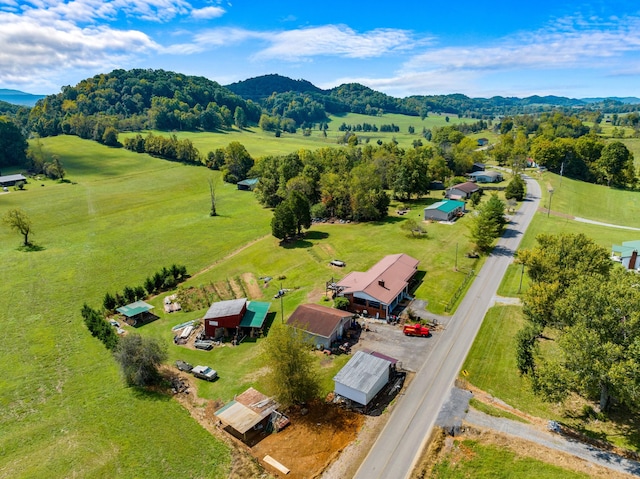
469, 170, 502, 179
613, 240, 640, 256
116, 300, 154, 317
214, 387, 278, 434
287, 303, 352, 338
0, 174, 27, 184
204, 298, 247, 320
237, 178, 259, 186
424, 200, 465, 214
240, 301, 270, 328
337, 254, 419, 306
448, 182, 479, 194
333, 351, 392, 394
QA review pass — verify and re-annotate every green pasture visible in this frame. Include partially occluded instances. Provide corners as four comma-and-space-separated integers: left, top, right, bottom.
119, 111, 467, 158
0, 137, 274, 478
431, 439, 589, 479
535, 171, 640, 228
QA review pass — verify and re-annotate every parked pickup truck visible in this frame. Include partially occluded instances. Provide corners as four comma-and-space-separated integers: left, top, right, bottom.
403, 323, 430, 337
191, 365, 218, 381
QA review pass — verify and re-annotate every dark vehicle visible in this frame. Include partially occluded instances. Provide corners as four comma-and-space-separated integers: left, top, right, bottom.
194, 340, 214, 350
176, 360, 193, 372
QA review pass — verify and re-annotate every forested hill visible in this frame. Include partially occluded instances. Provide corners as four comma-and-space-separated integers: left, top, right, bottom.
26, 69, 262, 137
225, 74, 323, 100
225, 74, 640, 118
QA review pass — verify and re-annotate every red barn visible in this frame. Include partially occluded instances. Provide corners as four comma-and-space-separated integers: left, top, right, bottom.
203, 298, 247, 337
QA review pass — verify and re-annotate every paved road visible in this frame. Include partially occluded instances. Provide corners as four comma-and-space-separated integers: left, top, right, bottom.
353, 176, 542, 479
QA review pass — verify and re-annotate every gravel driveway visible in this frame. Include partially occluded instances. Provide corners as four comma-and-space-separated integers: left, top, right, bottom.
352, 319, 436, 372
465, 408, 640, 476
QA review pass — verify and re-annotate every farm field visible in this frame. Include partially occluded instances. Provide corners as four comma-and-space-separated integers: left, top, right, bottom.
119, 111, 468, 158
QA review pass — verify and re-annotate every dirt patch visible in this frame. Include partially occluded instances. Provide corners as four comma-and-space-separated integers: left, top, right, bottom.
306, 287, 328, 303
162, 367, 270, 479
252, 402, 364, 479
213, 280, 234, 300
229, 277, 246, 298
242, 272, 263, 299
167, 362, 377, 479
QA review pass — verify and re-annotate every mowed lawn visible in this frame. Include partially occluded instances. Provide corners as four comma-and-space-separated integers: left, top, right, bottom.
0, 135, 484, 478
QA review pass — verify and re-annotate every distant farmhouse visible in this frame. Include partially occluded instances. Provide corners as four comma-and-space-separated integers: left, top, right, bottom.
468, 170, 503, 183
237, 178, 259, 191
0, 174, 27, 187
336, 254, 419, 320
423, 199, 465, 222
445, 181, 480, 200
612, 240, 640, 271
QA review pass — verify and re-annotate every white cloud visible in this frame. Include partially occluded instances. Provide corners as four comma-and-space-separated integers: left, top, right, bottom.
13, 0, 191, 24
191, 5, 225, 20
253, 25, 420, 60
404, 14, 640, 74
163, 27, 262, 54
0, 12, 159, 88
166, 24, 424, 60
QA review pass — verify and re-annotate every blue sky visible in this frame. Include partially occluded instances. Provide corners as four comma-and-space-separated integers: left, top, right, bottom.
1, 0, 640, 98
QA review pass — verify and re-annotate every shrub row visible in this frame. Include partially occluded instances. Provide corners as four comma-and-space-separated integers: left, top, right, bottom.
103, 264, 188, 312
81, 303, 119, 350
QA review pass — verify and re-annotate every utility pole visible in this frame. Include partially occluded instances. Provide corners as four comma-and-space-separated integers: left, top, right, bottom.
547, 188, 554, 218
280, 282, 284, 323
518, 262, 525, 294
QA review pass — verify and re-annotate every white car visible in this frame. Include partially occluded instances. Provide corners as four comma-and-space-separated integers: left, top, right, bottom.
191, 365, 218, 381
330, 260, 346, 267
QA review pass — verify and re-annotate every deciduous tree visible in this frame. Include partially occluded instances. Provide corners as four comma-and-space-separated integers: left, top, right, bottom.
3, 208, 33, 246
533, 269, 640, 412
113, 334, 168, 387
262, 322, 320, 408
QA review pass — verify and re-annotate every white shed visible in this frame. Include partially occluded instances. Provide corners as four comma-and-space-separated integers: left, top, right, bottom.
333, 351, 392, 406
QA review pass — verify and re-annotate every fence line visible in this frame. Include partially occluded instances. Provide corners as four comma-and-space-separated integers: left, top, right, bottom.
445, 269, 475, 312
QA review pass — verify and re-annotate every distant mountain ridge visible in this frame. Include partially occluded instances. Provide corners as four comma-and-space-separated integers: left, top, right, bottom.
0, 89, 46, 107
225, 74, 640, 117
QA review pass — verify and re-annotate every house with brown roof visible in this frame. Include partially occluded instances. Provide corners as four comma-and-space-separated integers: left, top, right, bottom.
336, 253, 419, 319
286, 303, 355, 349
445, 181, 480, 200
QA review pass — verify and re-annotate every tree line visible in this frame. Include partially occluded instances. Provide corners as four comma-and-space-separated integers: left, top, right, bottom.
491, 112, 637, 187
516, 233, 640, 415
